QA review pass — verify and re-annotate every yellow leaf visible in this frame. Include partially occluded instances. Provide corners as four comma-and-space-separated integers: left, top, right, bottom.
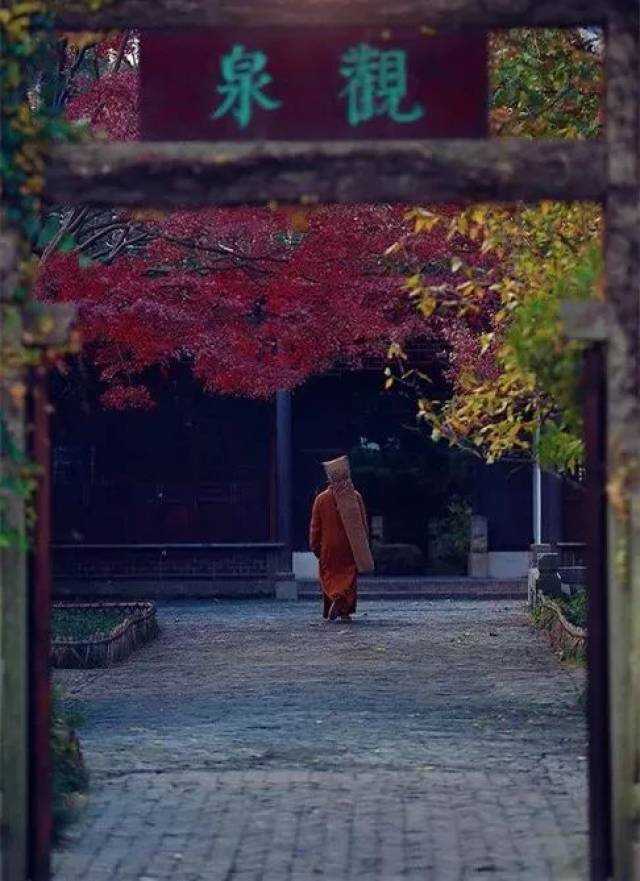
387, 342, 407, 361
283, 207, 311, 232
8, 382, 27, 408
418, 296, 437, 318
62, 31, 105, 51
130, 209, 166, 222
414, 215, 440, 233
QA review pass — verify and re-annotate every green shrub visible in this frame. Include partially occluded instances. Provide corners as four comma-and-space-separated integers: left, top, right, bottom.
560, 589, 587, 629
531, 603, 556, 630
52, 608, 125, 641
427, 497, 471, 572
51, 687, 89, 842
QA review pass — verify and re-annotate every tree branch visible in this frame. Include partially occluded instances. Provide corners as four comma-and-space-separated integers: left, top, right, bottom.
113, 30, 131, 73
41, 206, 89, 262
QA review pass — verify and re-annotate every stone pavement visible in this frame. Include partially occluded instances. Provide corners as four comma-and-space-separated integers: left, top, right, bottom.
53, 600, 587, 881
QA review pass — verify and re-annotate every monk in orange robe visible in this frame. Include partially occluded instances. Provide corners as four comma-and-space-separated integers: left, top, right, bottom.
309, 482, 369, 621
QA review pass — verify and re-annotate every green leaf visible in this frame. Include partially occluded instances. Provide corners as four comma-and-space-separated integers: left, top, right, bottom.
58, 234, 77, 253
37, 214, 61, 248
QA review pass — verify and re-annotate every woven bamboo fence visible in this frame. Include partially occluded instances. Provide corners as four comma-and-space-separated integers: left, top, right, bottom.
537, 595, 586, 662
51, 601, 159, 668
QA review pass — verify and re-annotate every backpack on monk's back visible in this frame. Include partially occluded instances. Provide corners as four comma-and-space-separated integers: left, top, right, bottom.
322, 456, 375, 574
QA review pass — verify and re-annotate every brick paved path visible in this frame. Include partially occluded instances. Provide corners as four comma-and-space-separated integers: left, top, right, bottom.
53, 600, 587, 881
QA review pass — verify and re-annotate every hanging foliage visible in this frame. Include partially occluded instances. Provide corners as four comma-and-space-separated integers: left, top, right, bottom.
0, 3, 104, 549
394, 28, 602, 474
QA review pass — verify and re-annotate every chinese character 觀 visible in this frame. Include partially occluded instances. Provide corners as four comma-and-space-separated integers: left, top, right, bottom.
339, 43, 424, 127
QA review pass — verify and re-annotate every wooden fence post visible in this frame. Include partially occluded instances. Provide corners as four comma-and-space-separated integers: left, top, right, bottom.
29, 366, 52, 881
0, 287, 29, 880
583, 344, 611, 880
0, 405, 29, 881
603, 5, 640, 879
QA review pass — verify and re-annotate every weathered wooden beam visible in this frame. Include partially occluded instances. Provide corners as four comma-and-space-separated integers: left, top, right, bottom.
561, 301, 609, 341
54, 0, 607, 30
45, 140, 605, 207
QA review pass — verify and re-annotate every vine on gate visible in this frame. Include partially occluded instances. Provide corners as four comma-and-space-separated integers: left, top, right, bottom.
0, 1, 103, 547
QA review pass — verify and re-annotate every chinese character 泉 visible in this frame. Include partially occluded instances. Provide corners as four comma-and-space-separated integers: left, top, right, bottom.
212, 43, 282, 129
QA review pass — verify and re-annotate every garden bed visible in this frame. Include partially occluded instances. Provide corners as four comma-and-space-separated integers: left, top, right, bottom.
532, 594, 586, 663
51, 601, 159, 668
559, 589, 586, 629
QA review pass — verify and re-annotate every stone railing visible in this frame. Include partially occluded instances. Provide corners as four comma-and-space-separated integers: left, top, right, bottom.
52, 542, 285, 599
528, 543, 586, 605
557, 541, 586, 568
557, 542, 587, 589
528, 545, 586, 661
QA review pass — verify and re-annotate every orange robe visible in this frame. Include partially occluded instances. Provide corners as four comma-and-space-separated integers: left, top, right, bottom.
309, 487, 368, 618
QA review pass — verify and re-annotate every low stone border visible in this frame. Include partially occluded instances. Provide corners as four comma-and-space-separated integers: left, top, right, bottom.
535, 595, 586, 662
51, 601, 159, 668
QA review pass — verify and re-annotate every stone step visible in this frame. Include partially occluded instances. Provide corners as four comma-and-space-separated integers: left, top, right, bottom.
296, 577, 527, 601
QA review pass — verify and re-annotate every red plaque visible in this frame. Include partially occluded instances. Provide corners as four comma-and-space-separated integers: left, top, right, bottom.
141, 28, 487, 141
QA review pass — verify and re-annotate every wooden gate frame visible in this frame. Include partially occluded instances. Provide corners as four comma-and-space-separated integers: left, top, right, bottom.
1, 1, 638, 879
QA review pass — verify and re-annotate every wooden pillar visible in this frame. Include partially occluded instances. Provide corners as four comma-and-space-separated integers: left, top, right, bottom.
583, 344, 612, 881
268, 407, 278, 542
533, 457, 542, 545
29, 367, 52, 881
541, 471, 563, 547
0, 386, 29, 881
603, 6, 640, 879
275, 390, 293, 571
0, 232, 29, 881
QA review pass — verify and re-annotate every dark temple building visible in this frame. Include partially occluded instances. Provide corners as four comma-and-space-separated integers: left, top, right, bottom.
51, 369, 586, 598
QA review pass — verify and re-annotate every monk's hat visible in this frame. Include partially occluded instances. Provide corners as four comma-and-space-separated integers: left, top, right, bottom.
322, 455, 351, 484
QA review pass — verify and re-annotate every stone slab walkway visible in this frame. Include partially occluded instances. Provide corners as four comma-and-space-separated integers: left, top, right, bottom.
53, 600, 587, 881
